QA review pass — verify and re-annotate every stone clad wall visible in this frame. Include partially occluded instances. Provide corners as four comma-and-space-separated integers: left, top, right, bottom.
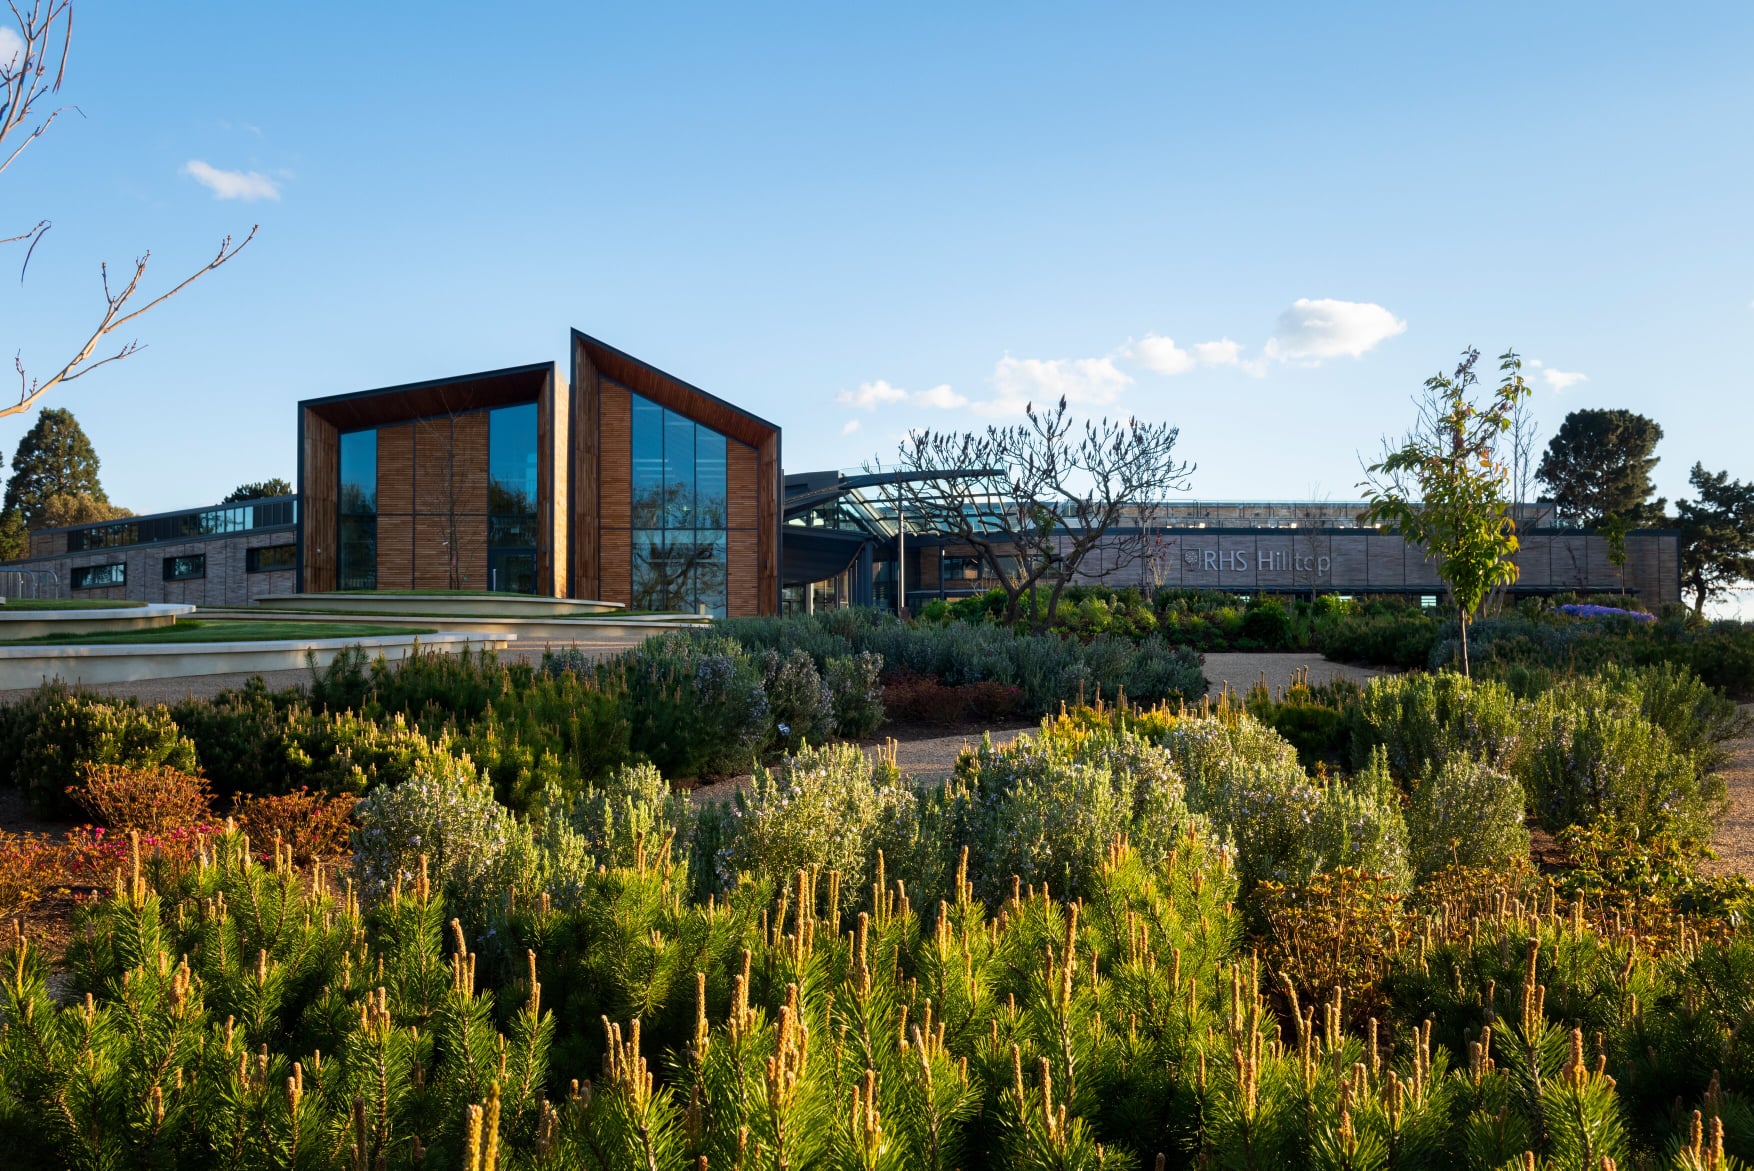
1045, 528, 1680, 606
2, 529, 298, 604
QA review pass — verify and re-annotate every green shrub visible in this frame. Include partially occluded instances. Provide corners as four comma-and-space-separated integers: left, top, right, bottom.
562, 761, 695, 870
1523, 689, 1723, 838
1401, 748, 1529, 878
958, 725, 1191, 899
5, 689, 198, 813
616, 634, 768, 778
760, 648, 835, 753
722, 740, 915, 898
824, 651, 885, 737
1349, 671, 1524, 779
1241, 597, 1291, 648
350, 749, 532, 924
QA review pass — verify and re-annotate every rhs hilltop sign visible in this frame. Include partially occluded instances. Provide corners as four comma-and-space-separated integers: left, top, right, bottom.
1183, 546, 1331, 577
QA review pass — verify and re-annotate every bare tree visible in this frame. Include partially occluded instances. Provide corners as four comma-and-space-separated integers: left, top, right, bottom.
891, 397, 1192, 630
2, 1, 254, 421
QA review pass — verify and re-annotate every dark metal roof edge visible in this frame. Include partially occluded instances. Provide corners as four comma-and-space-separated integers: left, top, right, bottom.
297, 361, 557, 410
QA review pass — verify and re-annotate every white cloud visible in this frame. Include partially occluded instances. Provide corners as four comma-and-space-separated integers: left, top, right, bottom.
836, 379, 910, 410
976, 355, 1133, 416
913, 383, 968, 409
182, 160, 281, 201
1127, 334, 1196, 375
841, 419, 861, 435
1191, 338, 1244, 366
1528, 358, 1588, 391
1263, 298, 1405, 362
0, 27, 23, 71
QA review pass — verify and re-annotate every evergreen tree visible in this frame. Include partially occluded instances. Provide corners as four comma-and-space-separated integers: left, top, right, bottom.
222, 477, 293, 503
2, 408, 109, 527
1535, 408, 1666, 527
0, 508, 26, 561
1676, 461, 1754, 615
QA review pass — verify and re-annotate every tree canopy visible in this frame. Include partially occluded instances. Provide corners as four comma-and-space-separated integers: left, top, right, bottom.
37, 492, 132, 528
1, 408, 110, 527
1536, 408, 1665, 527
222, 478, 293, 504
1677, 462, 1754, 616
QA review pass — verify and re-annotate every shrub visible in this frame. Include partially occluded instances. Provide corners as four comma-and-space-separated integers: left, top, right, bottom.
1400, 749, 1528, 879
617, 634, 768, 778
882, 671, 1024, 725
1348, 671, 1524, 779
722, 741, 915, 898
351, 750, 531, 924
761, 648, 835, 753
69, 764, 214, 834
7, 691, 199, 813
563, 762, 696, 870
231, 788, 357, 863
1522, 691, 1722, 838
1241, 598, 1292, 648
959, 731, 1153, 899
1257, 868, 1407, 1014
0, 831, 55, 918
824, 652, 885, 737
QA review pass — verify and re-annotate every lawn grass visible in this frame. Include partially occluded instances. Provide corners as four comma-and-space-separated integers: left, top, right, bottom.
0, 598, 148, 611
0, 620, 434, 646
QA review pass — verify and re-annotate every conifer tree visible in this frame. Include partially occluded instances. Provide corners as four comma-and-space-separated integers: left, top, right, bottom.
2, 407, 109, 527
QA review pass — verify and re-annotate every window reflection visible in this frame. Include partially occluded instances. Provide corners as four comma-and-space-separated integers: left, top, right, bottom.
338, 429, 378, 590
487, 404, 539, 593
624, 393, 730, 617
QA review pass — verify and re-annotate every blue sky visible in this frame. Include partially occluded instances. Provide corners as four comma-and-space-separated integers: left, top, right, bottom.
3, 4, 1751, 558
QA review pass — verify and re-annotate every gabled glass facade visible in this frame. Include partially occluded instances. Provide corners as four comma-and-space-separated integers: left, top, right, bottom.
630, 393, 729, 616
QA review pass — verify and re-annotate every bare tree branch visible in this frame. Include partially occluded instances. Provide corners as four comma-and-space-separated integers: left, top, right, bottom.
890, 396, 1193, 629
1, 1, 255, 422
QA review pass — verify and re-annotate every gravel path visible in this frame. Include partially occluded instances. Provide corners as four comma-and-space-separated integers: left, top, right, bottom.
1199, 651, 1383, 699
1703, 705, 1754, 877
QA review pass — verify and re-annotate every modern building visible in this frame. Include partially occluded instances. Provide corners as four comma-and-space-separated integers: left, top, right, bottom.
1, 496, 299, 605
0, 330, 1682, 616
781, 475, 1683, 611
297, 331, 782, 617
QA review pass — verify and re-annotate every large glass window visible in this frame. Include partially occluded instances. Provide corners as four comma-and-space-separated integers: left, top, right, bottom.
487, 403, 539, 593
338, 429, 377, 590
625, 394, 731, 616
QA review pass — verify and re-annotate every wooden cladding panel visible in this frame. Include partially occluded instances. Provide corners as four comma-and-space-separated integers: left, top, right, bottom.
412, 418, 454, 515
728, 529, 759, 617
453, 413, 488, 511
377, 515, 414, 590
301, 410, 338, 592
599, 525, 631, 606
570, 358, 600, 600
757, 433, 780, 614
377, 425, 413, 515
457, 514, 487, 589
726, 442, 757, 530
599, 382, 631, 531
541, 370, 567, 597
413, 515, 452, 590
